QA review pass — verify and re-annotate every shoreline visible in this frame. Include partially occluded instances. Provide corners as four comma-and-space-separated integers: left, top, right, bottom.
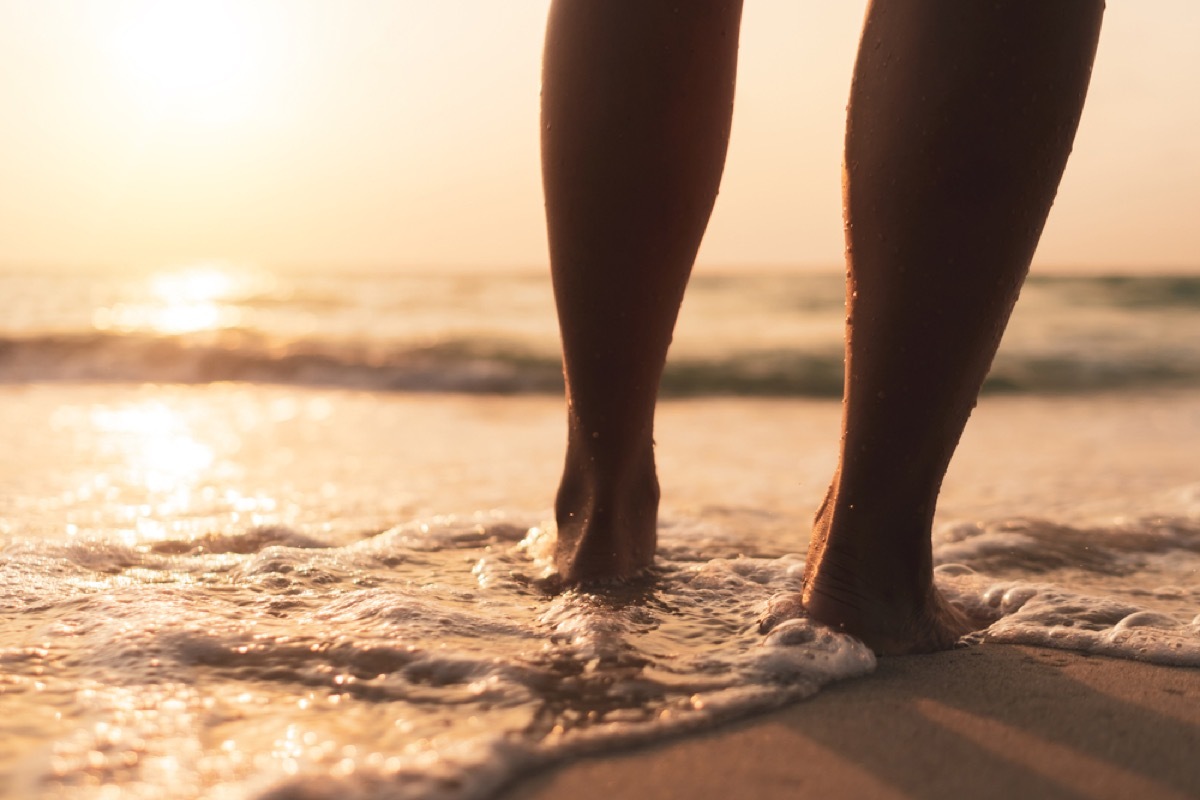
500, 644, 1200, 800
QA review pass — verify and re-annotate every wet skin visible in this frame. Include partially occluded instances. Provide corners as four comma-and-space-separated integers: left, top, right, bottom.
541, 0, 1105, 653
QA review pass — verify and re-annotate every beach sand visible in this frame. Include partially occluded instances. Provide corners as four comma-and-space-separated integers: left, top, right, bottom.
500, 645, 1200, 800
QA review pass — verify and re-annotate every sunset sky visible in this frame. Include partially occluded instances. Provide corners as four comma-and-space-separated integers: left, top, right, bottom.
1, 1, 1198, 273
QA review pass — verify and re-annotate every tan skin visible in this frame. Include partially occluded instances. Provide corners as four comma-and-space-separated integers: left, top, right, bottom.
542, 0, 1105, 654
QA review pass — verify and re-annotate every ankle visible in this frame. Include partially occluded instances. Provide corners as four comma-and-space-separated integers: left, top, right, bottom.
553, 444, 660, 584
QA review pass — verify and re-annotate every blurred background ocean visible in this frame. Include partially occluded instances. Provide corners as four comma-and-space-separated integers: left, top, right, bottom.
4, 263, 1199, 397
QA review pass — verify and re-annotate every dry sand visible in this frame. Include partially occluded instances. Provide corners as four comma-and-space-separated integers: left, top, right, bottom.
500, 645, 1200, 800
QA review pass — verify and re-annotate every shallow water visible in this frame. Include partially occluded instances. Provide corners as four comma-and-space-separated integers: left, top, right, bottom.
2, 512, 1197, 799
1, 518, 882, 800
2, 384, 1198, 799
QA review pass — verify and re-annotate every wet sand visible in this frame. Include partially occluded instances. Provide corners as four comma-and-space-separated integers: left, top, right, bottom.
500, 645, 1200, 800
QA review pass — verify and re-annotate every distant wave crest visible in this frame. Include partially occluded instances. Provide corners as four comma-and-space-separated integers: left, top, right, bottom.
2, 330, 1198, 396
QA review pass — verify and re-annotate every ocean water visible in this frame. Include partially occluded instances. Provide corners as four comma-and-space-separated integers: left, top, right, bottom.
1, 264, 1198, 799
4, 265, 1200, 395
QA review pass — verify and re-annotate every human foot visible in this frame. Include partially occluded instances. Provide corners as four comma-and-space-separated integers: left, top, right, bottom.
797, 490, 985, 654
799, 574, 978, 655
552, 459, 660, 585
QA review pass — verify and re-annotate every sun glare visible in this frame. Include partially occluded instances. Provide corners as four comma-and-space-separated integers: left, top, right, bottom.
91, 401, 216, 492
93, 263, 252, 335
109, 1, 278, 127
151, 266, 238, 306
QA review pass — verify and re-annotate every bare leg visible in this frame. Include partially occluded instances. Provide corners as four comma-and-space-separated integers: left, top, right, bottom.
801, 0, 1105, 653
542, 1, 744, 583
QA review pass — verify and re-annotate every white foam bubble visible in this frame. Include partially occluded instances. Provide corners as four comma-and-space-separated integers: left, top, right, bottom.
932, 517, 1200, 666
980, 583, 1200, 666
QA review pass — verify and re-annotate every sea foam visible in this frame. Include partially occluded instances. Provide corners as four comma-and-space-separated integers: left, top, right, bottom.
2, 518, 874, 800
1, 509, 1197, 798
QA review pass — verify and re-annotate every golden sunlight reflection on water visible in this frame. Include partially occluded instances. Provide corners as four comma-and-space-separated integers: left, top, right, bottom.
91, 401, 216, 486
91, 262, 268, 335
90, 400, 217, 545
47, 392, 291, 546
